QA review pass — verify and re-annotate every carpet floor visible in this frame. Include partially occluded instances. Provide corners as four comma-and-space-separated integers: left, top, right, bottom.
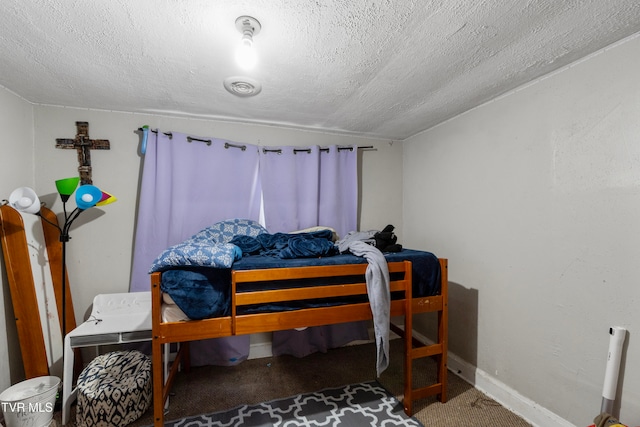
56, 339, 532, 426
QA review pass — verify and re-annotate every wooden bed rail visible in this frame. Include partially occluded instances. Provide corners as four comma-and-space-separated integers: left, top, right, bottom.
150, 257, 448, 426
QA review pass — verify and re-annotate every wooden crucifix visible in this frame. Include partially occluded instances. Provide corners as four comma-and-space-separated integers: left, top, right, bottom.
56, 121, 110, 185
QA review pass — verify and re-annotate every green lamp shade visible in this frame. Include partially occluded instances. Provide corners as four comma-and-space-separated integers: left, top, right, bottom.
55, 177, 80, 201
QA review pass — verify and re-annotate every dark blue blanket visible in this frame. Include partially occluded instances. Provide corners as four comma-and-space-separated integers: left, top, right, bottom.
161, 267, 231, 320
161, 249, 441, 320
230, 229, 337, 258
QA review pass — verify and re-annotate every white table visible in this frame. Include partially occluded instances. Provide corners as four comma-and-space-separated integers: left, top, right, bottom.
62, 292, 152, 425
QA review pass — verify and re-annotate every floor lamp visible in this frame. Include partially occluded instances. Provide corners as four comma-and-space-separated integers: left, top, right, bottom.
8, 177, 116, 365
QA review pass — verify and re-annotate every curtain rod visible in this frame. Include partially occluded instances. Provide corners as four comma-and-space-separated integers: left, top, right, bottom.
261, 146, 374, 154
137, 127, 375, 154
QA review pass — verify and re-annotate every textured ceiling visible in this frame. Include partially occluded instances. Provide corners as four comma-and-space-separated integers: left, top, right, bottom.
2, 0, 640, 140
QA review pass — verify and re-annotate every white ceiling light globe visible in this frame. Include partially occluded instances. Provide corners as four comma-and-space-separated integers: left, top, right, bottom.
236, 41, 257, 70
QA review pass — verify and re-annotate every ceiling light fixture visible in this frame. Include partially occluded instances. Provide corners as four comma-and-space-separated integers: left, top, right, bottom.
223, 76, 262, 97
235, 15, 261, 70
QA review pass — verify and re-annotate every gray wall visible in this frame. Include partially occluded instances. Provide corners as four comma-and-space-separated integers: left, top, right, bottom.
403, 34, 640, 425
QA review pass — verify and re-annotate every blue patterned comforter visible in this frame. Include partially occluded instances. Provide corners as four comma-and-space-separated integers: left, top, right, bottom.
149, 218, 268, 273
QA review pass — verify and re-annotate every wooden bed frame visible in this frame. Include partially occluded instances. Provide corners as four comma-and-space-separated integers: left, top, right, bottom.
150, 258, 448, 426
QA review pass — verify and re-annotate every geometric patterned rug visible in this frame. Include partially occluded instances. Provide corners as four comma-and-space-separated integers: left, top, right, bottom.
164, 381, 424, 427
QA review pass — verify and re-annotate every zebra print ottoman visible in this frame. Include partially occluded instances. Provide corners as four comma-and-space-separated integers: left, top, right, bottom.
76, 350, 152, 427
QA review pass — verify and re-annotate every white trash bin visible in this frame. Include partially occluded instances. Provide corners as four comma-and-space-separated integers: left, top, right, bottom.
0, 376, 60, 427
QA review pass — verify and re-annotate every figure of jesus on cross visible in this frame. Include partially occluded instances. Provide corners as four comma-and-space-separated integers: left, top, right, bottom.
56, 121, 110, 185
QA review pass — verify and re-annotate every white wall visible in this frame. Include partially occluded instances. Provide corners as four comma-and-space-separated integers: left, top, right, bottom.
403, 34, 640, 426
0, 86, 34, 389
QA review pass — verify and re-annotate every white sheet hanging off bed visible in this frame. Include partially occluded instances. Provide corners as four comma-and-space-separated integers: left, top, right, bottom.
339, 240, 391, 376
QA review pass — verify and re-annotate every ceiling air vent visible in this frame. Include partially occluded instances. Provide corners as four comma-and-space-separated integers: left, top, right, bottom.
223, 76, 262, 97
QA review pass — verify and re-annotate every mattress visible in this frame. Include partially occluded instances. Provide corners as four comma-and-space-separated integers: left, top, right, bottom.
161, 293, 190, 322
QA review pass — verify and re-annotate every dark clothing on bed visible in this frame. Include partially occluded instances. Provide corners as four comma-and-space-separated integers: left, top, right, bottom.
230, 229, 337, 258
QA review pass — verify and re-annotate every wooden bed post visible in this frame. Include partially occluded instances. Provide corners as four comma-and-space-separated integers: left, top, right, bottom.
151, 273, 166, 427
403, 260, 414, 415
151, 271, 192, 427
438, 258, 449, 402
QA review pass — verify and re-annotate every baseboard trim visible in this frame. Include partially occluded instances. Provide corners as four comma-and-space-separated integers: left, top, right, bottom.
410, 329, 575, 427
248, 340, 273, 360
